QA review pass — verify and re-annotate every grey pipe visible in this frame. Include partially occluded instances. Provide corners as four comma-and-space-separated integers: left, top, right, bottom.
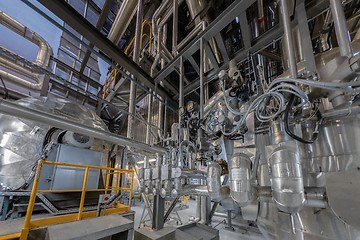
207, 162, 230, 202
178, 140, 197, 168
152, 0, 171, 52
0, 55, 40, 79
108, 0, 138, 45
171, 185, 208, 198
329, 0, 352, 57
0, 99, 166, 154
280, 0, 297, 78
195, 196, 201, 222
0, 69, 42, 90
200, 195, 208, 224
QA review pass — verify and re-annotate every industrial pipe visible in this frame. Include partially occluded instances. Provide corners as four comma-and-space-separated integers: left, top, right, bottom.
0, 12, 52, 91
0, 11, 52, 68
171, 185, 209, 198
0, 69, 42, 90
279, 0, 298, 78
0, 99, 167, 154
207, 162, 230, 202
329, 0, 353, 57
177, 21, 206, 51
108, 0, 138, 45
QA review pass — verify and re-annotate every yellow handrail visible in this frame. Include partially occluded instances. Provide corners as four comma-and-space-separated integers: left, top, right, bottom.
1, 159, 135, 240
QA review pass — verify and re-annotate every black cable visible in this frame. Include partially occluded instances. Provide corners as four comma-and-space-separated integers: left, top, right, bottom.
284, 94, 321, 144
0, 75, 8, 99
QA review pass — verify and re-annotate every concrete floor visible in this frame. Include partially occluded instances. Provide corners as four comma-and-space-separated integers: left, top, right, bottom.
0, 199, 265, 239
131, 198, 265, 240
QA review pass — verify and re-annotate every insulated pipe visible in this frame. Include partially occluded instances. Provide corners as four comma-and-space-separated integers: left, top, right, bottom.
171, 185, 209, 198
0, 69, 42, 90
329, 0, 353, 57
229, 153, 253, 206
207, 162, 230, 202
0, 55, 40, 79
280, 0, 297, 78
0, 11, 52, 68
178, 140, 196, 168
108, 0, 138, 45
203, 89, 230, 118
127, 0, 143, 142
152, 0, 171, 51
0, 99, 167, 154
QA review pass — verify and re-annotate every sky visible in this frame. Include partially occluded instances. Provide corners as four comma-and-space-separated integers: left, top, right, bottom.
0, 0, 108, 84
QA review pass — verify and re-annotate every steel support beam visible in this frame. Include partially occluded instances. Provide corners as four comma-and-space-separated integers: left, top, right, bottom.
36, 0, 175, 107
180, 0, 329, 97
154, 0, 257, 83
152, 195, 165, 230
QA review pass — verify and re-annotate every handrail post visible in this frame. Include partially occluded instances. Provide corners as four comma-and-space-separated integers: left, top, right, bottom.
77, 167, 89, 220
128, 172, 135, 210
116, 171, 121, 195
105, 170, 111, 194
20, 159, 44, 240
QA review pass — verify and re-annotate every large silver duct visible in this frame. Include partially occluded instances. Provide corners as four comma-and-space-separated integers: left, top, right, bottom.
0, 97, 107, 191
0, 98, 167, 155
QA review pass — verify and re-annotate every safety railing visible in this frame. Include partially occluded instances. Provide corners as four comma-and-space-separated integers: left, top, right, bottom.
102, 20, 153, 99
1, 159, 134, 240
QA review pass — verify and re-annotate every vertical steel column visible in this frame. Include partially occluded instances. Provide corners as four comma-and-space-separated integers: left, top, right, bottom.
280, 0, 297, 78
158, 96, 164, 142
200, 38, 204, 119
172, 0, 178, 56
127, 0, 143, 140
329, 0, 352, 57
179, 56, 184, 124
144, 94, 152, 169
152, 194, 165, 230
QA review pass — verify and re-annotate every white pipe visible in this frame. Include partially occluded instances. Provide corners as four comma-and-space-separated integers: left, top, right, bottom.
152, 0, 171, 52
207, 162, 230, 202
108, 0, 138, 45
0, 99, 167, 154
0, 69, 42, 90
0, 12, 52, 91
0, 55, 40, 80
0, 11, 52, 68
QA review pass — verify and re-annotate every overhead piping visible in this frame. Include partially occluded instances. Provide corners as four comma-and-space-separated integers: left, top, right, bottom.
0, 99, 167, 154
0, 11, 52, 91
108, 0, 138, 45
